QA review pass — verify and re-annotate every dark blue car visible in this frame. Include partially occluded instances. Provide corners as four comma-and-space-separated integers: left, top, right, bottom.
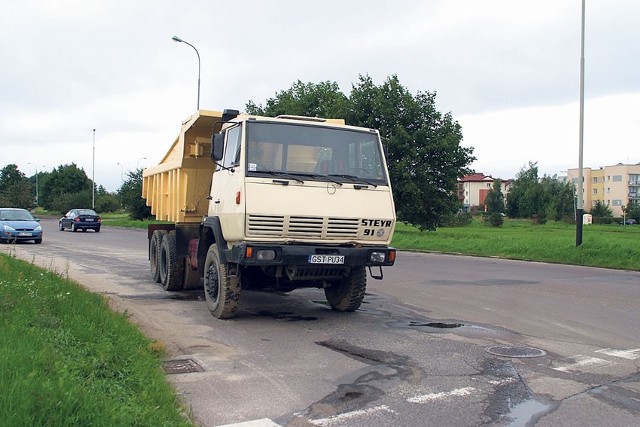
59, 209, 102, 232
0, 208, 43, 244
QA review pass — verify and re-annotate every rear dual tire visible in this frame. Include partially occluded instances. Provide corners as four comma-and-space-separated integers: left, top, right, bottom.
159, 231, 183, 291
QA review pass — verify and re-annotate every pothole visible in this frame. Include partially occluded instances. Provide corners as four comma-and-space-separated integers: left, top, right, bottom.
163, 358, 205, 374
485, 345, 547, 358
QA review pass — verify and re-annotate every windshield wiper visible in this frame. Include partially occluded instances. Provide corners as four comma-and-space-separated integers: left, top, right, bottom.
328, 174, 378, 188
261, 170, 304, 184
286, 172, 344, 186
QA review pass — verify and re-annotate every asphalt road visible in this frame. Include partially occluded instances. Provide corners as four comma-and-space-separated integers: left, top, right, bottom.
4, 218, 640, 427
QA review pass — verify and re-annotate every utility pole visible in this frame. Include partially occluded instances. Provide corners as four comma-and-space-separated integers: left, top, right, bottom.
576, 0, 585, 246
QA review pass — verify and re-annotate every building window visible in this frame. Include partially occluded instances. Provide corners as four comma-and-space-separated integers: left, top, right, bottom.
592, 177, 598, 183
592, 189, 597, 195
612, 200, 622, 206
613, 175, 623, 182
607, 187, 610, 194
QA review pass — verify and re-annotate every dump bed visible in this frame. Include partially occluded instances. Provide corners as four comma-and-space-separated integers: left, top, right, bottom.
142, 110, 222, 223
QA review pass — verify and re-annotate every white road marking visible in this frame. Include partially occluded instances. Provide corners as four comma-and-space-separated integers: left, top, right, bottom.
308, 405, 396, 427
552, 355, 614, 372
595, 348, 640, 360
488, 378, 517, 386
407, 387, 476, 403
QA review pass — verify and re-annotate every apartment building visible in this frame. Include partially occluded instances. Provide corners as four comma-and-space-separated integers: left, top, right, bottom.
566, 163, 640, 216
458, 173, 511, 210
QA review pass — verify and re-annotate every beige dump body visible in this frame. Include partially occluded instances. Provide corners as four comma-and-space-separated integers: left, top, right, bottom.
142, 110, 222, 223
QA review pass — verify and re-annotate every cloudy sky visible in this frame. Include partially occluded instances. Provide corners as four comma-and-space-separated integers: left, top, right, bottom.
1, 0, 638, 191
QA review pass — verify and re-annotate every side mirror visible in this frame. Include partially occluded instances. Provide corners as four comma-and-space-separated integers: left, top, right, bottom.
211, 133, 224, 161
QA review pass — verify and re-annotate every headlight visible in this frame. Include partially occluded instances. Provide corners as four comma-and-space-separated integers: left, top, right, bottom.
35, 225, 42, 231
369, 251, 387, 263
3, 224, 15, 231
256, 249, 276, 261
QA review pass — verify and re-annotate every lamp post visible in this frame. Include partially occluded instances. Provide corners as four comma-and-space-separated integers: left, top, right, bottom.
172, 35, 201, 110
576, 0, 586, 246
27, 162, 39, 206
116, 162, 124, 188
136, 157, 147, 170
92, 129, 96, 210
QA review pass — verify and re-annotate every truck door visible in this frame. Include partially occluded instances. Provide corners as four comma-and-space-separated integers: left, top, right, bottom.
210, 124, 244, 242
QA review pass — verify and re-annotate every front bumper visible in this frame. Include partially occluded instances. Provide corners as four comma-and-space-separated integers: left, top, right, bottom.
1, 230, 42, 241
227, 242, 396, 267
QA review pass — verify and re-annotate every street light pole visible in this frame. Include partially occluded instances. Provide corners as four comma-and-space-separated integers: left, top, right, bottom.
136, 157, 147, 170
576, 0, 586, 246
28, 162, 38, 206
116, 162, 124, 188
172, 35, 201, 110
92, 129, 96, 210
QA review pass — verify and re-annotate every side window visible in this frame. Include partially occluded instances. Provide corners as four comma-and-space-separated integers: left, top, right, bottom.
223, 126, 242, 168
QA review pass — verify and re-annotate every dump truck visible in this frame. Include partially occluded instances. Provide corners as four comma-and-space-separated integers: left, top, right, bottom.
142, 109, 396, 319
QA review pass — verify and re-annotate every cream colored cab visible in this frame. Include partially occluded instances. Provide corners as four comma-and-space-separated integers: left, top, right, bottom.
210, 115, 396, 247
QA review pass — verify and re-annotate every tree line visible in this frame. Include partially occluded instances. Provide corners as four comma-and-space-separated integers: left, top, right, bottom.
0, 163, 149, 219
482, 162, 640, 226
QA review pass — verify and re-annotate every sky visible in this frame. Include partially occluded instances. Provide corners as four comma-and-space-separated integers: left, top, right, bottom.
1, 0, 639, 192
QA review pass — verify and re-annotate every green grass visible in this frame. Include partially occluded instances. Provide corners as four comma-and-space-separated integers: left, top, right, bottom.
392, 218, 640, 271
0, 254, 193, 427
99, 212, 170, 229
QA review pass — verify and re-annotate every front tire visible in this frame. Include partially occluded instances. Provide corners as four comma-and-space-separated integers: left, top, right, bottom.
204, 244, 240, 319
59, 222, 64, 231
324, 266, 367, 312
71, 223, 77, 232
159, 231, 183, 291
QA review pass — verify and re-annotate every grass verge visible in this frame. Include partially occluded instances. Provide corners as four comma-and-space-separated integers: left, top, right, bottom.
392, 219, 640, 271
0, 253, 192, 427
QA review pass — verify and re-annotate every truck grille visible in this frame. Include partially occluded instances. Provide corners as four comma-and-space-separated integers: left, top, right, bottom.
247, 215, 359, 239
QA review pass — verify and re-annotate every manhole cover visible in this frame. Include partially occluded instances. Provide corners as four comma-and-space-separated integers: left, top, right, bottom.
485, 345, 547, 358
163, 358, 204, 374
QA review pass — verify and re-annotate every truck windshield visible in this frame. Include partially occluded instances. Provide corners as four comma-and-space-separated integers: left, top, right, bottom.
245, 121, 388, 185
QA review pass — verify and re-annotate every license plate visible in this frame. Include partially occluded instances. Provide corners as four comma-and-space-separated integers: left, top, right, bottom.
18, 232, 32, 236
308, 255, 345, 264
85, 219, 94, 221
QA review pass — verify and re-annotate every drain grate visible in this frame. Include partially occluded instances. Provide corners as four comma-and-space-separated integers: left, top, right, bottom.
485, 345, 547, 358
163, 358, 205, 374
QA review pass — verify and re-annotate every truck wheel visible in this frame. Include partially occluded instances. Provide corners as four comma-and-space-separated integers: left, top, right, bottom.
150, 230, 167, 283
159, 231, 183, 291
204, 245, 240, 319
324, 266, 367, 312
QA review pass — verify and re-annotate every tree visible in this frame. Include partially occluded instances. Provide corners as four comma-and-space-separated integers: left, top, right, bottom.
246, 75, 475, 230
0, 164, 35, 209
95, 185, 121, 213
246, 80, 349, 118
590, 200, 613, 224
540, 175, 575, 222
41, 164, 92, 213
506, 162, 549, 223
483, 179, 505, 227
119, 168, 151, 220
625, 203, 640, 223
